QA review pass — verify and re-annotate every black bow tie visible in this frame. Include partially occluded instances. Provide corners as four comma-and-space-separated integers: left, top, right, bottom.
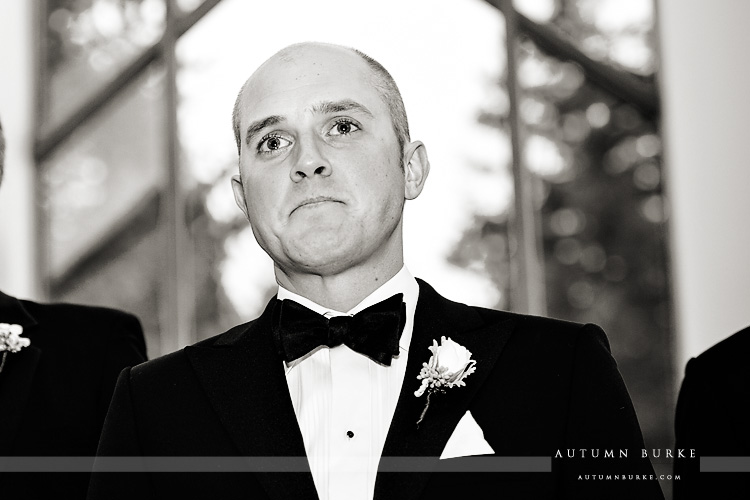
272, 294, 406, 366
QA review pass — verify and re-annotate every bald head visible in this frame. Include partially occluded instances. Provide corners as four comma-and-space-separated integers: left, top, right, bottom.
232, 43, 410, 160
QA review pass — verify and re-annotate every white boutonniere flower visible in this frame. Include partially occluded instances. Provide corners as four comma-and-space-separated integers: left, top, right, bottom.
0, 323, 31, 373
414, 336, 476, 426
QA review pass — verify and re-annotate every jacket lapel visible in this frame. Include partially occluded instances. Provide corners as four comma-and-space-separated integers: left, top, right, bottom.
182, 282, 518, 500
374, 280, 517, 500
185, 298, 319, 500
0, 291, 41, 452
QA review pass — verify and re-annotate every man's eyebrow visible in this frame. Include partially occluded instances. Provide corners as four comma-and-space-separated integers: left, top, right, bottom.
245, 115, 285, 144
311, 100, 374, 117
243, 101, 371, 145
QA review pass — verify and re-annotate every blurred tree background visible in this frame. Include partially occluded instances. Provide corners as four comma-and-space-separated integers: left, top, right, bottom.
33, 0, 672, 491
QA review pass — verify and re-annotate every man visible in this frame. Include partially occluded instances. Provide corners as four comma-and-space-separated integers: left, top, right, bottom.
89, 43, 663, 499
674, 325, 750, 499
0, 117, 147, 498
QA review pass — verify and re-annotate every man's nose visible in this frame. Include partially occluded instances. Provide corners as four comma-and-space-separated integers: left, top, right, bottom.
291, 137, 332, 182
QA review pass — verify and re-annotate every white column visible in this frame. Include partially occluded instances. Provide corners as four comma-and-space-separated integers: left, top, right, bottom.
659, 0, 750, 373
0, 1, 38, 299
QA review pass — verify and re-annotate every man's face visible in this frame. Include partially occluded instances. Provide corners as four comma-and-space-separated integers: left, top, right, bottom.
232, 45, 412, 276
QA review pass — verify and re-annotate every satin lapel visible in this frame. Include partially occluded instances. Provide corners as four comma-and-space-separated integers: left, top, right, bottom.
0, 292, 40, 452
374, 281, 517, 500
185, 299, 319, 500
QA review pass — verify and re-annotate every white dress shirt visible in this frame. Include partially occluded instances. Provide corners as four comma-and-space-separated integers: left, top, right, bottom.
277, 266, 419, 500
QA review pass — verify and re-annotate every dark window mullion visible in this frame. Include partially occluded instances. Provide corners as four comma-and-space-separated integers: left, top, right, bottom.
502, 0, 548, 315
35, 0, 51, 298
34, 0, 225, 164
159, 0, 195, 355
34, 45, 160, 162
484, 0, 659, 118
50, 189, 162, 295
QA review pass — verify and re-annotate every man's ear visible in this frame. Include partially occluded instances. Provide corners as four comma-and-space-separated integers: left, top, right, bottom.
231, 174, 250, 219
402, 140, 430, 200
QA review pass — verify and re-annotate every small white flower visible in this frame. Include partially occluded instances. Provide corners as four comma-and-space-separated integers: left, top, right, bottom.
414, 337, 477, 426
0, 323, 30, 353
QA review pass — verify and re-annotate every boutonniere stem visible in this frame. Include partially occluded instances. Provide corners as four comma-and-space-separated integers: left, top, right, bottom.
417, 391, 434, 427
414, 336, 476, 427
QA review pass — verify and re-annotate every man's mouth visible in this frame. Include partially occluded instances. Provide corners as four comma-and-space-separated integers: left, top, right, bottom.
291, 196, 342, 214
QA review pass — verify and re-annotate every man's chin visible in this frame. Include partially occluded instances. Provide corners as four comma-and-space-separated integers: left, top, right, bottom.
280, 259, 355, 280
280, 238, 359, 274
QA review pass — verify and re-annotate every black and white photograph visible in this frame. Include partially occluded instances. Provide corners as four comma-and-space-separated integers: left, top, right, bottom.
0, 0, 748, 498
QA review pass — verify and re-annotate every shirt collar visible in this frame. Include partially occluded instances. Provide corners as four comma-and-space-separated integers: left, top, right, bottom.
277, 265, 419, 352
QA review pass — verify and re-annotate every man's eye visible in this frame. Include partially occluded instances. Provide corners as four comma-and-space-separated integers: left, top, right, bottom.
328, 119, 360, 136
258, 134, 292, 153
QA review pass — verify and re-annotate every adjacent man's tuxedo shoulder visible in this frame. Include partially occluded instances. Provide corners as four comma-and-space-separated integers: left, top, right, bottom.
15, 299, 146, 361
675, 325, 750, 441
684, 325, 750, 379
21, 299, 143, 338
674, 328, 750, 500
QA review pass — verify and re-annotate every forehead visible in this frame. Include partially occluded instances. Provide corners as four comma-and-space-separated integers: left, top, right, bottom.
240, 47, 384, 121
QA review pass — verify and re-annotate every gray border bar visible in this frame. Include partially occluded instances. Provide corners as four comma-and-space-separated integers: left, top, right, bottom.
0, 456, 550, 473
700, 457, 750, 472
9, 456, 750, 473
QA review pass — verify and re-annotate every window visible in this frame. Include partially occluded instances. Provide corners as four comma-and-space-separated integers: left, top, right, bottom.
36, 0, 670, 460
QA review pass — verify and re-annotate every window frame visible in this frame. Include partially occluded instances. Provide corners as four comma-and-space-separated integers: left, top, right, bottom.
33, 0, 661, 343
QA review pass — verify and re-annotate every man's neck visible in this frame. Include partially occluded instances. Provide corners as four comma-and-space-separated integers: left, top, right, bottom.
275, 260, 403, 312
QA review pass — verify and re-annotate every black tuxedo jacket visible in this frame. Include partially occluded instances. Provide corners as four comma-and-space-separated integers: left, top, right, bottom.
0, 290, 146, 499
674, 325, 750, 499
89, 280, 662, 500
